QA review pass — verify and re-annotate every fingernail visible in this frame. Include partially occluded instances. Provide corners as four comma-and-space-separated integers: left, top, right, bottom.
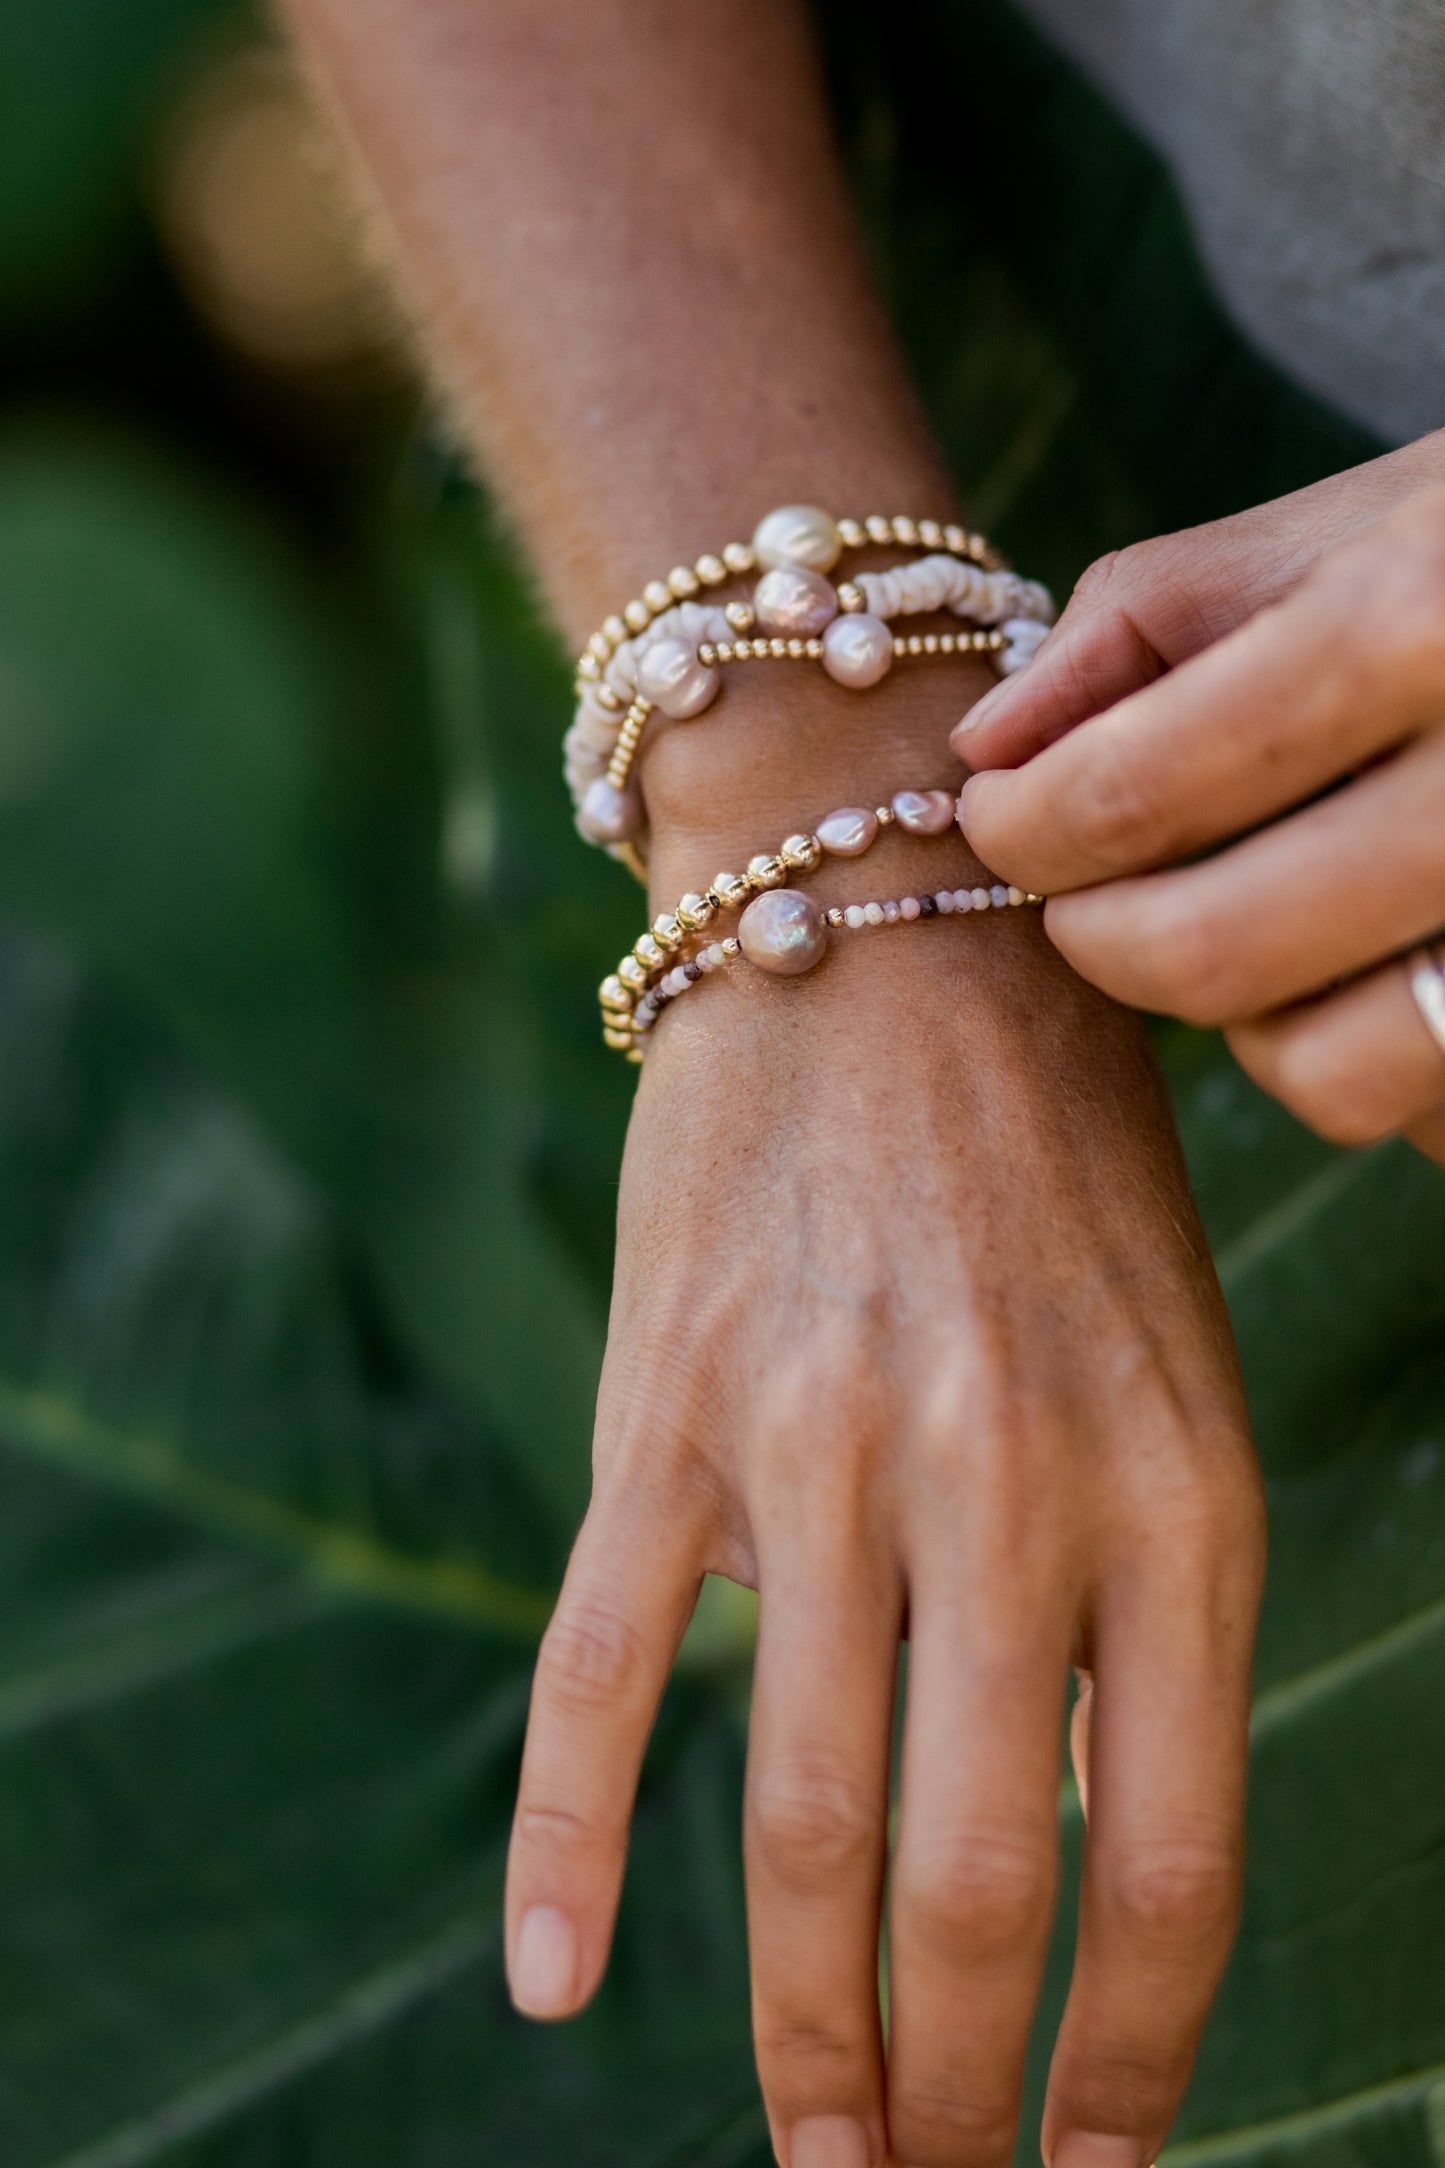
510, 1905, 578, 2018
789, 2115, 872, 2168
1051, 2134, 1143, 2168
951, 680, 1016, 743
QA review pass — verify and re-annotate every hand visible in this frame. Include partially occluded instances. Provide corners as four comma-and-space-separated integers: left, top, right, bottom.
503, 822, 1263, 2168
954, 440, 1445, 1166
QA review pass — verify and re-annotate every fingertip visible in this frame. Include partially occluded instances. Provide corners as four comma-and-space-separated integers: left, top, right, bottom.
509, 1902, 583, 2020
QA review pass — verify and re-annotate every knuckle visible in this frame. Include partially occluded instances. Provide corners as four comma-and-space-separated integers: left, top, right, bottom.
1072, 546, 1130, 606
896, 1832, 1055, 1963
513, 1799, 609, 1860
890, 2083, 1017, 2168
1054, 2044, 1191, 2134
1328, 496, 1445, 687
1232, 1022, 1398, 1146
1103, 1839, 1240, 1953
754, 2011, 859, 2084
535, 1598, 648, 1715
1073, 731, 1171, 867
1132, 895, 1243, 1025
750, 1765, 881, 1892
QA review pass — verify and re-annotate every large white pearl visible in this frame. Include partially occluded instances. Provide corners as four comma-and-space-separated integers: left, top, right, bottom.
635, 635, 720, 718
815, 806, 878, 856
753, 564, 838, 637
577, 774, 642, 843
821, 612, 893, 688
891, 788, 956, 835
751, 504, 843, 575
738, 888, 828, 975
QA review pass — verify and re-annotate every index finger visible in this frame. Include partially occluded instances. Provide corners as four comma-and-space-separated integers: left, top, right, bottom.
958, 500, 1445, 896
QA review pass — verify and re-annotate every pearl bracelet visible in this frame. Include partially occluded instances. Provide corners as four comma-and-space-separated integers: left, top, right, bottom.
597, 781, 1042, 1058
569, 505, 1055, 854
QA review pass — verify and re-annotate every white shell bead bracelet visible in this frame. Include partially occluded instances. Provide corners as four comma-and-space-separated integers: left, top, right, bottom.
569, 505, 1055, 855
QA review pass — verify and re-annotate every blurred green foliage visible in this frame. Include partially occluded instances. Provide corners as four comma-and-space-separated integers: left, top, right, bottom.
0, 0, 1439, 2162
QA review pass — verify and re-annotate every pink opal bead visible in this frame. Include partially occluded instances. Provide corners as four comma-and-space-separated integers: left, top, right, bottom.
816, 806, 879, 856
738, 888, 828, 975
891, 788, 956, 835
821, 612, 893, 688
577, 774, 642, 843
900, 895, 921, 920
753, 563, 838, 637
635, 636, 720, 718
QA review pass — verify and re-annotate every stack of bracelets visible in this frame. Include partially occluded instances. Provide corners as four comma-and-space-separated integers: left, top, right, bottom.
566, 505, 1055, 1063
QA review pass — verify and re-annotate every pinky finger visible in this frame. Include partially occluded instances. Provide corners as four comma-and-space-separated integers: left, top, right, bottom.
1227, 950, 1445, 1150
505, 1485, 704, 2020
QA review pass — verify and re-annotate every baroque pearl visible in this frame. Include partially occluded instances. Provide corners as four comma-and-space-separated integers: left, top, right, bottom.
753, 564, 838, 637
751, 504, 843, 574
816, 806, 878, 856
578, 774, 642, 843
635, 636, 720, 718
821, 612, 893, 688
738, 888, 828, 975
891, 788, 956, 836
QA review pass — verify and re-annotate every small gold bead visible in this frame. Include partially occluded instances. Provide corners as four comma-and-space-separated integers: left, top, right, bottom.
943, 523, 968, 555
837, 518, 866, 549
668, 564, 700, 598
780, 832, 823, 872
603, 1025, 635, 1051
825, 907, 845, 928
712, 872, 750, 910
652, 913, 685, 952
623, 598, 651, 633
891, 515, 920, 546
805, 637, 823, 658
747, 853, 786, 889
587, 631, 613, 662
695, 553, 727, 586
602, 613, 628, 646
676, 890, 718, 932
697, 641, 718, 666
577, 652, 602, 682
733, 637, 753, 660
865, 514, 892, 544
907, 635, 924, 655
643, 578, 672, 614
1026, 892, 1045, 906
724, 600, 755, 632
787, 638, 806, 659
625, 1046, 645, 1066
618, 955, 648, 992
940, 633, 957, 653
918, 519, 943, 549
892, 637, 906, 657
970, 532, 995, 566
923, 633, 940, 654
599, 975, 633, 1011
722, 541, 755, 574
595, 683, 624, 712
721, 936, 742, 959
876, 806, 895, 826
634, 933, 664, 969
769, 636, 788, 658
837, 581, 865, 613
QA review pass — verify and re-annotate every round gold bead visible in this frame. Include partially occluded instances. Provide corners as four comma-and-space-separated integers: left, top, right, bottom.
599, 974, 633, 1011
625, 1046, 645, 1066
577, 652, 602, 682
721, 936, 742, 959
724, 600, 755, 632
780, 832, 824, 873
652, 913, 685, 952
634, 933, 664, 969
733, 637, 753, 660
587, 631, 613, 662
695, 553, 727, 586
603, 1028, 636, 1053
697, 642, 718, 666
892, 637, 906, 657
907, 634, 924, 655
595, 683, 624, 712
923, 633, 940, 654
747, 853, 786, 889
918, 519, 943, 549
602, 613, 629, 646
876, 806, 895, 826
623, 598, 651, 633
667, 564, 700, 599
787, 638, 806, 659
939, 633, 957, 654
805, 637, 823, 658
769, 637, 788, 659
943, 523, 968, 555
865, 514, 892, 544
825, 906, 845, 928
618, 955, 648, 992
837, 518, 866, 549
722, 541, 755, 574
712, 871, 751, 909
714, 641, 735, 663
642, 579, 673, 614
891, 515, 920, 546
676, 890, 718, 932
837, 581, 865, 613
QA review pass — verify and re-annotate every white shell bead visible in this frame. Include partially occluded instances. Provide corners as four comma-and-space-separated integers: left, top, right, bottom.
821, 612, 893, 688
751, 504, 842, 574
635, 636, 720, 718
863, 901, 885, 926
816, 806, 879, 856
752, 563, 838, 637
738, 888, 828, 975
891, 788, 956, 836
577, 774, 643, 844
844, 904, 866, 929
